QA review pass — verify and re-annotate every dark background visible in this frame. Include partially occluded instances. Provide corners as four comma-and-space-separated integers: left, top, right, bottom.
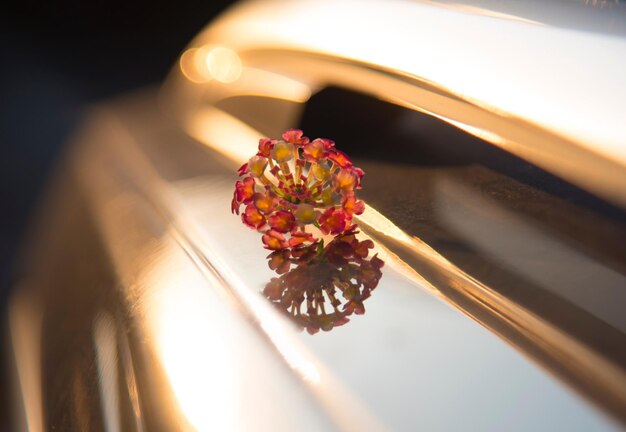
1, 4, 233, 425
1, 0, 235, 302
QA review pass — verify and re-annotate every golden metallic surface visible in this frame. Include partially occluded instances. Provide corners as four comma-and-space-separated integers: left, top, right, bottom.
9, 287, 44, 432
159, 1, 626, 424
179, 47, 213, 84
179, 99, 626, 425
12, 87, 623, 430
10, 1, 626, 430
167, 0, 626, 208
77, 111, 357, 432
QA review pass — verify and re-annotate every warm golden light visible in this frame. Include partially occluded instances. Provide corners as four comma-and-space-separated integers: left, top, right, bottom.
93, 313, 121, 432
203, 0, 626, 165
206, 47, 242, 83
179, 46, 213, 83
187, 106, 260, 163
170, 179, 385, 432
144, 250, 240, 431
9, 288, 43, 432
172, 0, 626, 207
217, 67, 312, 103
179, 44, 242, 84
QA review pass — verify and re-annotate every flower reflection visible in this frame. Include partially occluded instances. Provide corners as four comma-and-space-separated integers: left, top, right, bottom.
263, 230, 384, 334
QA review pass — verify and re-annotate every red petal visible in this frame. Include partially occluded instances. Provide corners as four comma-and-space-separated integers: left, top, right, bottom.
288, 230, 314, 247
231, 192, 240, 215
342, 193, 365, 216
253, 192, 278, 214
236, 177, 256, 203
328, 149, 352, 168
242, 204, 266, 230
319, 208, 347, 235
237, 162, 249, 176
269, 210, 296, 233
257, 138, 275, 157
282, 129, 309, 145
320, 138, 335, 150
262, 229, 288, 250
302, 139, 326, 162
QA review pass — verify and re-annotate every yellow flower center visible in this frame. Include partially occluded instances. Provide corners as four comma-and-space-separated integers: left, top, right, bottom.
271, 141, 294, 163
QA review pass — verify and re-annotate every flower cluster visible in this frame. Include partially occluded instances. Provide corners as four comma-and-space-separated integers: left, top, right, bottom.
231, 129, 365, 250
263, 230, 384, 334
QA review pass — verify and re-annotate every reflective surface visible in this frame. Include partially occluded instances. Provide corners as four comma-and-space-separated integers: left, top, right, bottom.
10, 101, 349, 432
161, 0, 626, 424
162, 3, 626, 424
166, 106, 621, 430
10, 0, 626, 430
167, 0, 626, 208
263, 231, 384, 334
11, 87, 623, 430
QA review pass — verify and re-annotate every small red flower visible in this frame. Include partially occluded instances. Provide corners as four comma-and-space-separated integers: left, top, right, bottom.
253, 192, 278, 214
328, 149, 352, 168
257, 138, 276, 157
248, 156, 268, 177
269, 210, 296, 233
319, 208, 347, 235
242, 204, 266, 229
231, 192, 240, 215
342, 193, 365, 216
282, 129, 309, 146
310, 163, 330, 181
235, 176, 256, 203
232, 129, 366, 250
302, 139, 326, 162
262, 229, 288, 250
319, 138, 335, 150
237, 162, 249, 176
294, 204, 317, 224
288, 230, 314, 247
271, 141, 295, 163
352, 167, 365, 189
334, 169, 358, 191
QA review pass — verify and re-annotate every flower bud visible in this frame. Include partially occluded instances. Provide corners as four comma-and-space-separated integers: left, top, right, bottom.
294, 204, 316, 224
271, 141, 294, 163
310, 163, 330, 181
248, 156, 268, 177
